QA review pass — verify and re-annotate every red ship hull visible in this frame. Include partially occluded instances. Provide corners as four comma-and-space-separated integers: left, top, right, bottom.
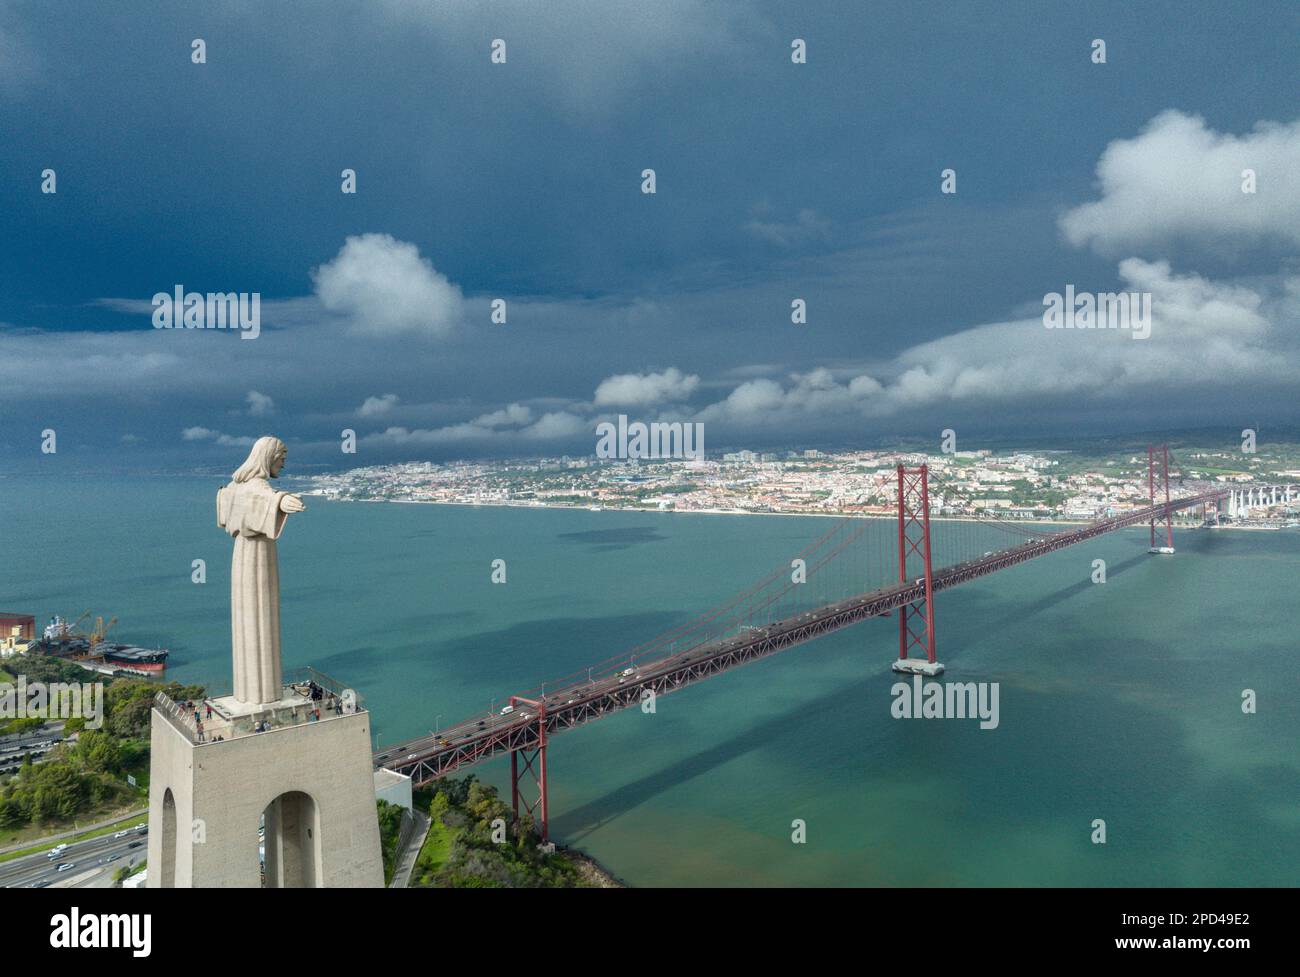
108, 660, 167, 673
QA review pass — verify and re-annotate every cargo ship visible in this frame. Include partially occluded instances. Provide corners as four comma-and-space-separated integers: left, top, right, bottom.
96, 643, 169, 674
37, 614, 169, 676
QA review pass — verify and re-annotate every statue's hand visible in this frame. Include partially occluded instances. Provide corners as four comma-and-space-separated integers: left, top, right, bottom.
280, 494, 306, 514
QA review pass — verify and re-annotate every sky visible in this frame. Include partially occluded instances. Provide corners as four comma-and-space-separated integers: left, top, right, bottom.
1, 0, 1299, 474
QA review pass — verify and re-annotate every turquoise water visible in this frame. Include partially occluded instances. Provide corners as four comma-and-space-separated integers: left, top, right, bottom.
2, 474, 1297, 886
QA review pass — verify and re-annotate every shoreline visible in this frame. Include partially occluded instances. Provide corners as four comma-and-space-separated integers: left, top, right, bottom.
556, 844, 627, 888
303, 492, 1268, 530
303, 493, 1093, 525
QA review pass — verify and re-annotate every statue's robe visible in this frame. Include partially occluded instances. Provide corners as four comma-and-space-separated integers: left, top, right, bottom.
217, 477, 291, 706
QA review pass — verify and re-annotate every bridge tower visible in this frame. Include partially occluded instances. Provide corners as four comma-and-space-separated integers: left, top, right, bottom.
1148, 444, 1176, 554
892, 464, 944, 676
507, 695, 550, 844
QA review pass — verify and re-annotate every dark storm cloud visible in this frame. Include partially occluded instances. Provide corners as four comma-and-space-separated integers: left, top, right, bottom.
1, 0, 1299, 471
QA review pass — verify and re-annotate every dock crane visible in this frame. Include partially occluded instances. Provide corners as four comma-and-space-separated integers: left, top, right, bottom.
89, 616, 117, 654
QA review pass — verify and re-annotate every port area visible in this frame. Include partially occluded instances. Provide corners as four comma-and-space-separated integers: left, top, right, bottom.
154, 667, 362, 745
891, 658, 945, 677
1148, 546, 1176, 554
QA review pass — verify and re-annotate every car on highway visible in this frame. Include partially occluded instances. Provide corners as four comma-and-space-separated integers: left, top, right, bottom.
56, 863, 75, 872
114, 829, 130, 838
128, 841, 143, 849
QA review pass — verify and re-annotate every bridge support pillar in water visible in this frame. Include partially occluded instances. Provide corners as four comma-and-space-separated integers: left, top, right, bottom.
894, 464, 944, 676
892, 658, 945, 676
508, 696, 549, 842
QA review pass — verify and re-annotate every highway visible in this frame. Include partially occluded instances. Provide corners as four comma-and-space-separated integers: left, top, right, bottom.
0, 822, 148, 889
0, 726, 66, 776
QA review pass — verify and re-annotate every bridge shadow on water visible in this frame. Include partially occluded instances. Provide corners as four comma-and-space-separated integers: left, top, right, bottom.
550, 676, 874, 842
555, 526, 667, 551
960, 549, 1149, 641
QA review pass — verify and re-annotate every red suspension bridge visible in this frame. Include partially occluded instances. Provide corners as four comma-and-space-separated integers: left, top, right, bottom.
375, 444, 1228, 839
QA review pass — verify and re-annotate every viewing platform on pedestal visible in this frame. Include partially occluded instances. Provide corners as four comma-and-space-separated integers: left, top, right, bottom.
153, 667, 362, 745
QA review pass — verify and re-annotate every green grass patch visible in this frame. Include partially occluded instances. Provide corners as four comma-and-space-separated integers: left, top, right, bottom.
413, 819, 452, 886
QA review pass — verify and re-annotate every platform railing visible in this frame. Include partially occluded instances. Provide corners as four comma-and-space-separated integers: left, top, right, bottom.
153, 667, 364, 745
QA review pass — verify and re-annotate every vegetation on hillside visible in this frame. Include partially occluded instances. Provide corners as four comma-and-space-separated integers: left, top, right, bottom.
376, 798, 405, 884
0, 654, 203, 837
409, 775, 588, 888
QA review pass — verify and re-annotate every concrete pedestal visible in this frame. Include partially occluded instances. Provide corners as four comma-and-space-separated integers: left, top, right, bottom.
147, 700, 383, 888
892, 658, 946, 676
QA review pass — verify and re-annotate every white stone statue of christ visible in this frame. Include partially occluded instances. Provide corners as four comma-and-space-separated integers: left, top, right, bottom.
217, 436, 306, 707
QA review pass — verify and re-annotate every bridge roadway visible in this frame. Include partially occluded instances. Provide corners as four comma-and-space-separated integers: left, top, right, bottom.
377, 489, 1226, 786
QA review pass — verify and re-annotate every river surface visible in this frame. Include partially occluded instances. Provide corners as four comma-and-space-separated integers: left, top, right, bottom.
2, 474, 1296, 886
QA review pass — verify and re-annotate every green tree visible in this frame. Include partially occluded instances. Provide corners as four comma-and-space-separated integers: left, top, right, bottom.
78, 730, 123, 774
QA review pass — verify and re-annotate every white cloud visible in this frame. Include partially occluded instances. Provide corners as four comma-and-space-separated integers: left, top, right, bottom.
522, 410, 586, 440
182, 426, 255, 448
696, 259, 1295, 429
594, 367, 699, 407
246, 390, 275, 416
365, 403, 584, 446
1060, 110, 1300, 257
312, 233, 463, 338
474, 403, 534, 427
698, 368, 882, 426
743, 208, 832, 248
359, 393, 400, 417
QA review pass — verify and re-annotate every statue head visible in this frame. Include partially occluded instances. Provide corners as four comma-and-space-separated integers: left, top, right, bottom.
232, 436, 288, 483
